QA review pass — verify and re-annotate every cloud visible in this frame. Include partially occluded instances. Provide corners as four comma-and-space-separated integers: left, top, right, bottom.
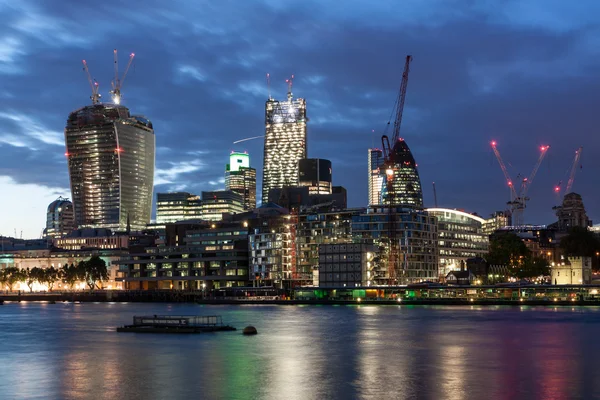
154, 160, 204, 185
176, 65, 207, 82
0, 112, 64, 147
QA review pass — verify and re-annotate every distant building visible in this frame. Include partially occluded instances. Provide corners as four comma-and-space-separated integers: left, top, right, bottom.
65, 103, 155, 231
262, 84, 307, 201
368, 148, 384, 206
551, 256, 592, 285
118, 221, 250, 290
45, 196, 75, 239
482, 211, 511, 235
201, 190, 244, 221
298, 158, 332, 195
318, 243, 378, 288
268, 185, 347, 211
156, 192, 202, 224
552, 193, 591, 232
381, 138, 423, 208
296, 209, 363, 286
248, 212, 295, 288
225, 152, 257, 211
352, 206, 438, 284
53, 228, 133, 250
426, 208, 489, 277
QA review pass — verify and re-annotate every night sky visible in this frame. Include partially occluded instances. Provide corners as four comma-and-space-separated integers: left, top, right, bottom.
1, 0, 598, 238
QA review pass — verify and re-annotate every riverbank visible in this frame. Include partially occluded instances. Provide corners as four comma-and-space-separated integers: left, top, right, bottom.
1, 291, 599, 306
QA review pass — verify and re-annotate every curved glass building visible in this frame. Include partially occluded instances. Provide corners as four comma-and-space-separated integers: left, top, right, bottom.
45, 196, 75, 238
382, 138, 423, 208
64, 104, 155, 231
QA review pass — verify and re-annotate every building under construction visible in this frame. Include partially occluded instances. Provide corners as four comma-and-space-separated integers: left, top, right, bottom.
65, 104, 155, 231
262, 76, 307, 202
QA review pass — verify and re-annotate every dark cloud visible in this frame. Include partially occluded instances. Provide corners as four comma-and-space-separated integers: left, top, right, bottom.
1, 0, 599, 237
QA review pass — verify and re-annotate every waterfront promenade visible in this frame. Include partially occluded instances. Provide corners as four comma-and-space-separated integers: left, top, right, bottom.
3, 284, 600, 306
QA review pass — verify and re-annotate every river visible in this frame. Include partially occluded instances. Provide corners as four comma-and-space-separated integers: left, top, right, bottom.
1, 302, 599, 399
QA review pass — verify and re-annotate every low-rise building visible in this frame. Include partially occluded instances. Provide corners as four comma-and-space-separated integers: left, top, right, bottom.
118, 221, 250, 291
551, 256, 592, 285
318, 243, 378, 288
156, 192, 202, 224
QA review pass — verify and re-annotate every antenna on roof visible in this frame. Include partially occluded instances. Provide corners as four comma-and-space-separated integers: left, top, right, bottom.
266, 73, 272, 100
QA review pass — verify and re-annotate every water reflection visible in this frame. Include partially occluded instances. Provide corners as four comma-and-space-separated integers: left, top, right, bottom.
1, 304, 600, 399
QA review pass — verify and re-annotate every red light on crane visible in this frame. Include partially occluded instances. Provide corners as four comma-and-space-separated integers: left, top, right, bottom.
491, 141, 497, 146
115, 147, 123, 153
554, 186, 560, 192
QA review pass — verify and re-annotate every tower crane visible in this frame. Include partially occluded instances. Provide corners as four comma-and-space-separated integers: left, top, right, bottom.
491, 141, 550, 226
554, 146, 583, 198
380, 55, 412, 285
82, 60, 101, 105
110, 49, 135, 105
565, 146, 582, 194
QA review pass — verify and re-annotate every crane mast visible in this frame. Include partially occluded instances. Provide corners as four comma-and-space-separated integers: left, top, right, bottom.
110, 49, 135, 105
82, 60, 101, 105
382, 55, 412, 160
380, 54, 413, 285
565, 146, 583, 194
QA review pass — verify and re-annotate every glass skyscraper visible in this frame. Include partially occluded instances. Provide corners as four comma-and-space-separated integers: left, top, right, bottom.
64, 104, 155, 231
382, 138, 423, 208
368, 148, 384, 206
225, 152, 257, 211
262, 88, 307, 203
156, 192, 202, 224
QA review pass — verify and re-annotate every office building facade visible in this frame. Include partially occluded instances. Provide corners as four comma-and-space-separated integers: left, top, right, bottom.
201, 190, 245, 221
156, 192, 202, 224
352, 207, 438, 284
65, 104, 155, 231
426, 208, 489, 277
299, 158, 332, 195
368, 148, 384, 206
45, 197, 75, 239
225, 152, 257, 211
262, 88, 307, 201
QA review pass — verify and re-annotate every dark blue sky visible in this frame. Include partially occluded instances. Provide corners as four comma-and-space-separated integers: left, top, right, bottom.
1, 0, 598, 238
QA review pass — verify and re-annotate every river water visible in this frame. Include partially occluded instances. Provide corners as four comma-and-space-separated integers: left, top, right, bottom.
1, 302, 599, 400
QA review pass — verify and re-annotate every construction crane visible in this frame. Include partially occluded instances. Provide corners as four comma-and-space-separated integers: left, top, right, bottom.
82, 60, 101, 104
110, 49, 135, 105
554, 146, 582, 199
380, 55, 412, 285
285, 74, 294, 100
491, 141, 550, 226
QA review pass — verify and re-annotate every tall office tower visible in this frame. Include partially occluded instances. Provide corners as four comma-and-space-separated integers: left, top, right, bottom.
298, 158, 332, 194
262, 80, 307, 202
45, 196, 75, 238
65, 104, 155, 231
382, 138, 423, 208
225, 151, 257, 211
156, 192, 202, 224
368, 148, 384, 205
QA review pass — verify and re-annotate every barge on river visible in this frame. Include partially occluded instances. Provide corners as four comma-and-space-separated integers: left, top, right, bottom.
117, 315, 236, 333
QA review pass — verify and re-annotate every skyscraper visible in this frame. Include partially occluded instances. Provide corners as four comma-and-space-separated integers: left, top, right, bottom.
382, 138, 423, 208
65, 104, 155, 231
299, 158, 332, 195
225, 151, 257, 211
45, 196, 75, 238
201, 190, 245, 221
368, 148, 384, 206
262, 82, 307, 202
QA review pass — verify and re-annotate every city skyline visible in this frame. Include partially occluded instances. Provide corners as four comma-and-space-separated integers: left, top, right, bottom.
1, 0, 599, 238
